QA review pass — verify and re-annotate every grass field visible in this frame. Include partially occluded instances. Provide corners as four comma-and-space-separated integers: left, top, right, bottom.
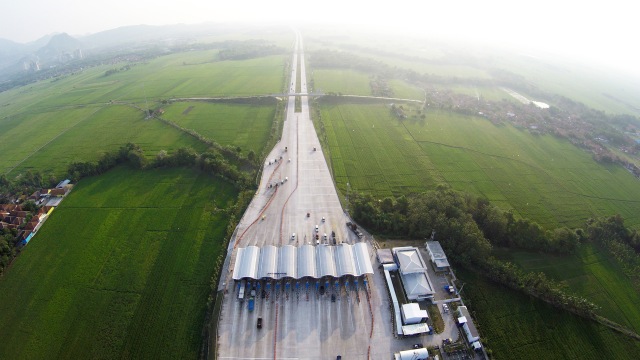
311, 69, 425, 101
0, 166, 237, 359
312, 69, 371, 95
0, 48, 286, 177
388, 79, 424, 100
433, 84, 516, 102
161, 102, 276, 155
0, 105, 208, 176
0, 51, 286, 117
318, 102, 640, 229
494, 244, 640, 333
456, 268, 640, 359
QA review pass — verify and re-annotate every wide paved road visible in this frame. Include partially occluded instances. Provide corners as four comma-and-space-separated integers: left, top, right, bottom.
216, 30, 422, 360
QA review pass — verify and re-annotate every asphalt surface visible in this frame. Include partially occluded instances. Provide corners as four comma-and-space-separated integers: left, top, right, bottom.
216, 31, 449, 360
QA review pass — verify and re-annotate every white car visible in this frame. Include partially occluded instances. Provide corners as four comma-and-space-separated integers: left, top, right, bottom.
442, 304, 449, 313
291, 233, 296, 240
321, 217, 325, 222
315, 225, 319, 232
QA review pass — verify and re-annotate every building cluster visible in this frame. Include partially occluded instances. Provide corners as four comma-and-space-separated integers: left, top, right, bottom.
381, 241, 484, 358
379, 246, 436, 337
0, 204, 53, 245
0, 180, 71, 246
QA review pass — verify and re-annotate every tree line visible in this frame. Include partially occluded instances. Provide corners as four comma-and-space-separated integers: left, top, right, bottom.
66, 143, 254, 190
350, 186, 602, 318
352, 187, 580, 255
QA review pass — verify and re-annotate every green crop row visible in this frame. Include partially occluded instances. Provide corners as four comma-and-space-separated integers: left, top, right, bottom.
457, 267, 640, 359
319, 102, 640, 229
0, 166, 237, 359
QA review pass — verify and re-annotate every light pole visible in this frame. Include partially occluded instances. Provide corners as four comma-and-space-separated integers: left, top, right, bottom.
345, 182, 351, 213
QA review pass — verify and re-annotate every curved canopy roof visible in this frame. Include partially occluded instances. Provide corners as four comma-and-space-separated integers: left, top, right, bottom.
278, 245, 297, 279
353, 242, 374, 275
335, 244, 356, 276
258, 245, 278, 279
317, 245, 337, 278
232, 246, 260, 280
232, 243, 373, 281
297, 244, 317, 278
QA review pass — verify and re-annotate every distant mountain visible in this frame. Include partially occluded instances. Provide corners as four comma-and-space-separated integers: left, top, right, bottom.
36, 33, 82, 59
81, 24, 191, 49
79, 22, 245, 49
24, 33, 58, 52
0, 38, 22, 57
0, 38, 26, 71
0, 22, 270, 80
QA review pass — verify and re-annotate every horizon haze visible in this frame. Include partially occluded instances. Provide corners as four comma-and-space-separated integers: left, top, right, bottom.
1, 0, 639, 77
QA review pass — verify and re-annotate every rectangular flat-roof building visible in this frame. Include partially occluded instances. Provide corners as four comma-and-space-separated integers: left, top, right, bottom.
457, 305, 480, 343
393, 247, 435, 300
426, 241, 450, 272
377, 248, 394, 264
401, 303, 428, 325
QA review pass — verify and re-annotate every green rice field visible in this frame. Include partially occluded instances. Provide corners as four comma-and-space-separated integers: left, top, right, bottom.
311, 69, 424, 100
0, 105, 208, 176
0, 166, 237, 359
0, 49, 285, 176
318, 102, 640, 229
457, 268, 640, 360
495, 244, 640, 334
161, 102, 276, 154
312, 69, 371, 96
0, 51, 286, 116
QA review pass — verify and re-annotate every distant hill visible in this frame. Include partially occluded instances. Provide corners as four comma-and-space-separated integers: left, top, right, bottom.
0, 22, 266, 80
36, 33, 82, 59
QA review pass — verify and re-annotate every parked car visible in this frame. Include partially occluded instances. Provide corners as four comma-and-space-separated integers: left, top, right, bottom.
443, 303, 449, 313
257, 317, 262, 329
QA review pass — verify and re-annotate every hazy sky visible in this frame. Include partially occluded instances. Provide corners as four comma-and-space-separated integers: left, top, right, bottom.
1, 0, 638, 75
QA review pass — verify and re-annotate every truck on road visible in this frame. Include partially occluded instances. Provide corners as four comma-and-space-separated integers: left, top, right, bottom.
248, 288, 256, 311
238, 280, 246, 300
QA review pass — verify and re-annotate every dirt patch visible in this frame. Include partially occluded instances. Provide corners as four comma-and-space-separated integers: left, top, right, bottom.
182, 105, 194, 115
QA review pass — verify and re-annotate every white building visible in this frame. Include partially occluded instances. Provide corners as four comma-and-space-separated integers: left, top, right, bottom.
401, 303, 428, 325
457, 306, 480, 343
393, 247, 435, 300
426, 241, 450, 272
394, 348, 429, 360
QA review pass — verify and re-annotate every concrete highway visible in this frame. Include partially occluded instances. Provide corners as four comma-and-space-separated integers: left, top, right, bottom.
216, 30, 429, 360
